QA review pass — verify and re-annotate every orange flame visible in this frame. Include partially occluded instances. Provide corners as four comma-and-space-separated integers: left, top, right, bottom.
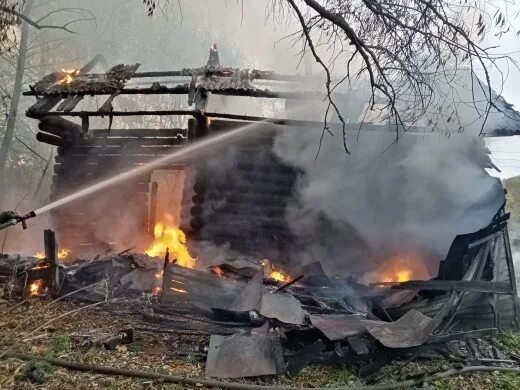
381, 269, 413, 283
152, 286, 162, 296
59, 69, 80, 85
145, 221, 196, 268
261, 259, 291, 283
34, 249, 71, 260
58, 249, 71, 259
378, 255, 420, 283
29, 279, 44, 296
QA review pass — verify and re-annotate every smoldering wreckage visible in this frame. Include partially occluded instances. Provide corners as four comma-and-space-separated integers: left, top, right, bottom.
2, 48, 520, 386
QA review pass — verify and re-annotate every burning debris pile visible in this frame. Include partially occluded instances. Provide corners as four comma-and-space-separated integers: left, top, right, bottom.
1, 206, 518, 380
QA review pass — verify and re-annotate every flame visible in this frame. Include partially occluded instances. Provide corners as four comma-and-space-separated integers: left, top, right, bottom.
34, 249, 71, 260
145, 220, 196, 268
29, 279, 44, 296
269, 270, 289, 283
58, 69, 80, 85
170, 287, 187, 294
261, 259, 291, 283
58, 249, 71, 259
206, 117, 213, 126
152, 286, 162, 296
378, 255, 417, 283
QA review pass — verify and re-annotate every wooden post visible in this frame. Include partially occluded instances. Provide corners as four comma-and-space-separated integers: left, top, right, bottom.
44, 229, 59, 297
159, 248, 170, 304
502, 225, 520, 327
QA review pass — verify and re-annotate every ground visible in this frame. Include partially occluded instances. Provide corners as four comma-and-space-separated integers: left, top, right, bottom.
1, 300, 520, 390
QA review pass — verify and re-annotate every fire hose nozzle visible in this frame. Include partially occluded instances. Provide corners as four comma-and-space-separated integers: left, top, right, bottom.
0, 211, 37, 231
18, 211, 36, 230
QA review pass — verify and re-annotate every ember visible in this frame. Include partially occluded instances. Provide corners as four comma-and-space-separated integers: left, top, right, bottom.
31, 261, 50, 270
58, 68, 80, 85
145, 219, 196, 268
211, 265, 225, 278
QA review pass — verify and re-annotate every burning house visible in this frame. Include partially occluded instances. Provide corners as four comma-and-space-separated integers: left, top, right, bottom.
0, 47, 518, 380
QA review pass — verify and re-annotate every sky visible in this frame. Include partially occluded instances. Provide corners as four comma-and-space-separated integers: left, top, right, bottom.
486, 136, 520, 179
485, 13, 520, 180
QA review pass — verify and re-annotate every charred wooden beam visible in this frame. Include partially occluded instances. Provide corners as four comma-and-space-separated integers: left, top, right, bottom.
38, 116, 82, 138
25, 84, 337, 100
44, 229, 60, 297
379, 280, 514, 294
26, 111, 422, 135
36, 132, 66, 147
131, 69, 316, 82
89, 128, 186, 137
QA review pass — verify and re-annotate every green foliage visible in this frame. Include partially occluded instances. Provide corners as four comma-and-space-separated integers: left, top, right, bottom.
47, 333, 71, 357
493, 373, 520, 390
22, 333, 71, 383
127, 342, 143, 353
496, 331, 520, 355
282, 365, 360, 387
504, 177, 520, 225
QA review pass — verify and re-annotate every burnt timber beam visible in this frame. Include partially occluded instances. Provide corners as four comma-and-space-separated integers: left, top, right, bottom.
26, 110, 423, 134
24, 109, 340, 128
36, 132, 67, 147
131, 69, 320, 82
380, 280, 514, 294
24, 85, 338, 100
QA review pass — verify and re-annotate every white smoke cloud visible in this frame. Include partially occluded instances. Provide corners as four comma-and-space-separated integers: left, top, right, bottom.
274, 125, 505, 277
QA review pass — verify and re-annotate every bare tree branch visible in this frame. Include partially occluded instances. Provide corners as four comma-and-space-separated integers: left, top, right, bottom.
0, 5, 93, 33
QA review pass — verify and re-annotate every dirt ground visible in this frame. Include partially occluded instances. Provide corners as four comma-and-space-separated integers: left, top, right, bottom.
1, 299, 520, 390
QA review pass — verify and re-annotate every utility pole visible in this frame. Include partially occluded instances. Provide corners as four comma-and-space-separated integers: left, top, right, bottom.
0, 0, 33, 185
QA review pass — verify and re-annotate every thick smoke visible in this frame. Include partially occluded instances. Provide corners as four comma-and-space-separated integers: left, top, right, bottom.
274, 126, 505, 279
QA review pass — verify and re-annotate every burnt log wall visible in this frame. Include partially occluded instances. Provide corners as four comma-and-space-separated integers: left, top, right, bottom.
180, 128, 299, 261
49, 127, 188, 253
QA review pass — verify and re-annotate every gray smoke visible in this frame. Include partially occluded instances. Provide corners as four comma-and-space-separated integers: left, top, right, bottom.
274, 126, 505, 279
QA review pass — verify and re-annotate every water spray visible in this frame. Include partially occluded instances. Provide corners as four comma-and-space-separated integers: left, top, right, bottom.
32, 120, 264, 216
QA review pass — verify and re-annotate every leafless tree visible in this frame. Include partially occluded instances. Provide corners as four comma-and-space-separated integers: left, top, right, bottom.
270, 0, 520, 152
0, 0, 95, 54
146, 0, 519, 153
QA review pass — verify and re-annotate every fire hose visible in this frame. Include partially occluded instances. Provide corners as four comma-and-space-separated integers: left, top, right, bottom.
0, 211, 36, 231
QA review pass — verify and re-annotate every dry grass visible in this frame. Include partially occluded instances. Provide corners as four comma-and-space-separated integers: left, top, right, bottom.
1, 299, 520, 389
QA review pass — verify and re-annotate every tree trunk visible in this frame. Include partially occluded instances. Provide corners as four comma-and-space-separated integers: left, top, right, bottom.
0, 0, 33, 185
